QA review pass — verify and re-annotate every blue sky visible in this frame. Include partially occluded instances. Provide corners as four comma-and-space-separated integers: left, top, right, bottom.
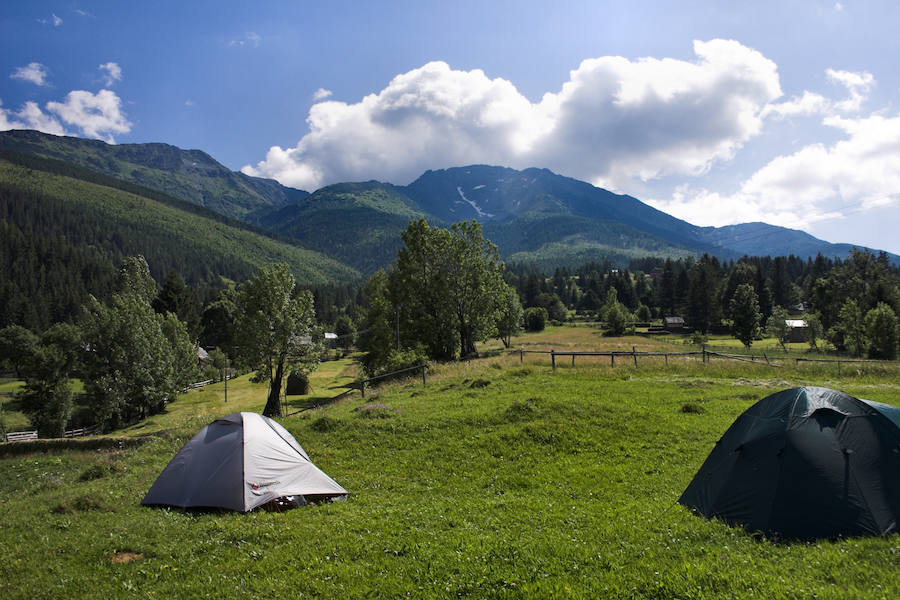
3, 0, 900, 254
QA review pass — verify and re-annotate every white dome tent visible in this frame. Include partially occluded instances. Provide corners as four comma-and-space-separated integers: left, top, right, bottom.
142, 412, 347, 512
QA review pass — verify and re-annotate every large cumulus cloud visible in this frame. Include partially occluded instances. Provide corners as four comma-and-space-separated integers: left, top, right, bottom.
648, 69, 900, 232
243, 39, 782, 191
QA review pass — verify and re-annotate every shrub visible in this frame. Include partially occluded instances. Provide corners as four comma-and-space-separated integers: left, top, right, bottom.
681, 402, 706, 414
310, 416, 340, 432
524, 307, 548, 332
285, 371, 310, 395
865, 303, 899, 360
354, 403, 398, 419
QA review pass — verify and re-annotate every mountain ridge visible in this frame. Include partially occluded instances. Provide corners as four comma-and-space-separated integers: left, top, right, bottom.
2, 129, 896, 271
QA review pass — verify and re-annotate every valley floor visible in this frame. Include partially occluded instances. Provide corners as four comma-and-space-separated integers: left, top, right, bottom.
2, 327, 899, 599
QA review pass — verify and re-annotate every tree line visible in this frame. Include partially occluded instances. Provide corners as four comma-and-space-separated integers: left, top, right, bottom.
0, 257, 321, 436
4, 220, 899, 437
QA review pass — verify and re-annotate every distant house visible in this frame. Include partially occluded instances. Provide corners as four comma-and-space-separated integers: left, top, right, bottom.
324, 332, 338, 348
197, 346, 209, 363
785, 319, 809, 343
663, 316, 686, 332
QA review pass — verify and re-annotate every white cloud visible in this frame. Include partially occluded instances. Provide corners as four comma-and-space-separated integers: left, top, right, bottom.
312, 88, 333, 101
826, 69, 874, 112
648, 113, 900, 229
53, 13, 62, 26
10, 63, 49, 86
762, 91, 830, 119
0, 99, 66, 135
43, 90, 131, 142
244, 39, 782, 191
99, 62, 122, 87
229, 32, 261, 48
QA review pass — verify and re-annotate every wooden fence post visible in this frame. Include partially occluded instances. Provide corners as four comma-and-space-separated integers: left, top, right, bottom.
632, 346, 638, 367
360, 381, 366, 398
520, 348, 524, 363
551, 350, 556, 372
665, 353, 669, 366
572, 354, 576, 367
611, 353, 615, 367
422, 365, 427, 386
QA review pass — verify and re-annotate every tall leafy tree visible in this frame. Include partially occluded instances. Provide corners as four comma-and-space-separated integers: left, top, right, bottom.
388, 219, 507, 359
18, 323, 82, 438
865, 303, 899, 360
765, 306, 791, 352
199, 287, 238, 356
235, 263, 320, 418
0, 324, 38, 377
832, 299, 867, 357
80, 256, 195, 431
496, 285, 524, 348
729, 283, 761, 348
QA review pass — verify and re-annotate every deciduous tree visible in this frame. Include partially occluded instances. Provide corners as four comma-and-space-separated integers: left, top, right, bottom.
235, 263, 320, 418
730, 283, 761, 348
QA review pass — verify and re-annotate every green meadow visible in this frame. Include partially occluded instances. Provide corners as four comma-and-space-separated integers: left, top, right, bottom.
2, 328, 900, 599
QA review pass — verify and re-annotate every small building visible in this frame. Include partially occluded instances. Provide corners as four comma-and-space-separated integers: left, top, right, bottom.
663, 316, 686, 332
785, 319, 809, 343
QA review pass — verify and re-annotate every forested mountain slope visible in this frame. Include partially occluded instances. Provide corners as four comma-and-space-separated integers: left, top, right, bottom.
0, 154, 359, 330
0, 129, 307, 219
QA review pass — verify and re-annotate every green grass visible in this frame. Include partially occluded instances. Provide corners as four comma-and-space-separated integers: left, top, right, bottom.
2, 337, 900, 598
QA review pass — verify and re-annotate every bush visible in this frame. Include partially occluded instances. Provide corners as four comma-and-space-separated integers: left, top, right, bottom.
865, 303, 899, 360
524, 307, 548, 332
285, 371, 310, 395
380, 348, 428, 377
310, 416, 340, 432
605, 304, 627, 336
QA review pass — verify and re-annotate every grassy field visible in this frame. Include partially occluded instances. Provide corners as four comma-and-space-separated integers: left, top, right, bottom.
2, 328, 900, 598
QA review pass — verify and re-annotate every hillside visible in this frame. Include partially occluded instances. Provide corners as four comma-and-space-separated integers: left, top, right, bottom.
402, 165, 900, 265
0, 154, 360, 330
3, 131, 898, 272
695, 222, 891, 262
0, 129, 307, 220
255, 181, 432, 273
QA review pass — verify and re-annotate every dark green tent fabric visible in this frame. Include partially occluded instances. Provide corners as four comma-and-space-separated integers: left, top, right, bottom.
679, 387, 900, 540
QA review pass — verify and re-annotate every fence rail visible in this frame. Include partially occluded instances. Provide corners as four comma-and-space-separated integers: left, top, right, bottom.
515, 346, 900, 371
4, 430, 37, 442
183, 379, 214, 392
517, 346, 784, 370
64, 425, 100, 438
4, 424, 101, 443
355, 364, 428, 397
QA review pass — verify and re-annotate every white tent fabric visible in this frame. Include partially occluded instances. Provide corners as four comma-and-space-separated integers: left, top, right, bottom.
142, 412, 347, 512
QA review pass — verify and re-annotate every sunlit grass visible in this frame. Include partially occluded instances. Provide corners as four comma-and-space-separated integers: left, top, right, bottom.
2, 326, 900, 598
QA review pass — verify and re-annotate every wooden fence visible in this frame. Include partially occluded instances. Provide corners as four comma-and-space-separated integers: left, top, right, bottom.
516, 346, 782, 370
356, 364, 428, 397
4, 424, 101, 443
4, 430, 37, 442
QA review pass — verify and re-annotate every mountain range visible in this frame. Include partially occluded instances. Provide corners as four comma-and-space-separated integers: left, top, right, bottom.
1, 129, 896, 283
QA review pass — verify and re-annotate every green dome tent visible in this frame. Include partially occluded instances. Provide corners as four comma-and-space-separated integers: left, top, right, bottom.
142, 412, 347, 512
679, 386, 900, 540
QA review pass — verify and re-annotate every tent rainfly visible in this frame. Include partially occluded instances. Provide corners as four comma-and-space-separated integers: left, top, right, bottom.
142, 412, 347, 512
679, 386, 900, 539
